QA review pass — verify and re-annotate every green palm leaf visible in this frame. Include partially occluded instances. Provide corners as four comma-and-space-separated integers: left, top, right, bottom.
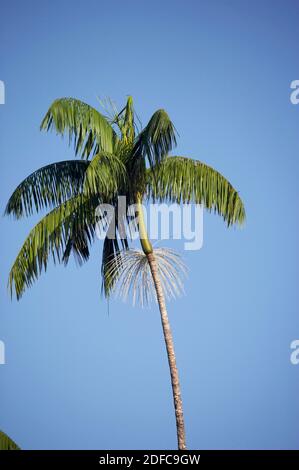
100, 193, 132, 298
5, 153, 127, 220
101, 232, 128, 298
0, 431, 20, 450
148, 156, 245, 226
8, 194, 100, 299
40, 98, 119, 158
5, 160, 89, 219
122, 96, 135, 142
133, 109, 177, 168
111, 95, 136, 143
83, 152, 127, 198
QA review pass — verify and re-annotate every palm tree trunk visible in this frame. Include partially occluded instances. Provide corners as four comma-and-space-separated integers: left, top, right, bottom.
147, 251, 187, 450
136, 194, 187, 450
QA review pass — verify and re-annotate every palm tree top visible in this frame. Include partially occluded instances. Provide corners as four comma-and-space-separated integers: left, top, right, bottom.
5, 95, 245, 299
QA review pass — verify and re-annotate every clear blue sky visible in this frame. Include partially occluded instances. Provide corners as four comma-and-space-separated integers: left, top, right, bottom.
0, 0, 298, 450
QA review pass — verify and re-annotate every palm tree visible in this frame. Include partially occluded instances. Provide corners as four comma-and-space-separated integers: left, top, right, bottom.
6, 96, 245, 450
0, 431, 20, 450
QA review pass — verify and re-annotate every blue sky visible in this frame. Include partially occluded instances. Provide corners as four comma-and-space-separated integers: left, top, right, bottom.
0, 0, 298, 449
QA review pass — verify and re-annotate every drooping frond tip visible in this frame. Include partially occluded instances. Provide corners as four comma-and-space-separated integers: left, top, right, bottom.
148, 156, 245, 227
104, 248, 187, 307
100, 231, 129, 299
40, 98, 118, 158
8, 195, 99, 300
0, 431, 20, 450
133, 109, 177, 168
5, 152, 127, 221
4, 160, 88, 219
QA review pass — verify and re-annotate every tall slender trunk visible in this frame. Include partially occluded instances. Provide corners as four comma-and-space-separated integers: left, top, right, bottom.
147, 252, 187, 450
136, 195, 187, 450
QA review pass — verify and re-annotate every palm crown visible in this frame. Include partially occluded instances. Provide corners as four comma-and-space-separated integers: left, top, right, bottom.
6, 96, 245, 300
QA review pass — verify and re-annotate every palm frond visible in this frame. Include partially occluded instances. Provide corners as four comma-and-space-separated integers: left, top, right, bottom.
101, 233, 128, 298
148, 156, 245, 226
105, 248, 187, 307
0, 431, 20, 450
83, 152, 127, 198
122, 96, 135, 142
8, 194, 100, 299
5, 160, 88, 219
133, 110, 177, 168
100, 195, 132, 298
40, 98, 119, 158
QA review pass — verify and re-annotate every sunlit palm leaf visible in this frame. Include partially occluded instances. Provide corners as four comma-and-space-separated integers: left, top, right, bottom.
121, 96, 135, 143
133, 110, 177, 168
83, 152, 127, 198
5, 152, 126, 221
5, 160, 88, 219
8, 195, 100, 299
111, 95, 136, 143
40, 98, 119, 158
0, 431, 20, 450
148, 156, 245, 226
